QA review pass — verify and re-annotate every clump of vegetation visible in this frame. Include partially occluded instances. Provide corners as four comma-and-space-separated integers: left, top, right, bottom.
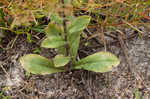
20, 14, 120, 74
18, 0, 120, 75
1, 0, 150, 32
1, 0, 150, 74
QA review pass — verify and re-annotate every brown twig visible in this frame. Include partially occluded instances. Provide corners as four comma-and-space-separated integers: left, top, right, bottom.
122, 19, 143, 37
11, 35, 19, 48
0, 62, 9, 79
80, 30, 137, 50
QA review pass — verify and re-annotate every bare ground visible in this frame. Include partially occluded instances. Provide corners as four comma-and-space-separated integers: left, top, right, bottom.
0, 27, 150, 99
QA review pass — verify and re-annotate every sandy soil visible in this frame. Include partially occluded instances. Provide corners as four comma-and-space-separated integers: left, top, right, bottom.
0, 27, 150, 99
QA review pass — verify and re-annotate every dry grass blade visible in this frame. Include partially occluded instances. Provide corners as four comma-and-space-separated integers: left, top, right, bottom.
122, 20, 144, 37
0, 61, 9, 79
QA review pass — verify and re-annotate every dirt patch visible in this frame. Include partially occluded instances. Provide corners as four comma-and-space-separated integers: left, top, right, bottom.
0, 28, 150, 99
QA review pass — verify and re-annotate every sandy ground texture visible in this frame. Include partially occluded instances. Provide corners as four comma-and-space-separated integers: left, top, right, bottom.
0, 27, 150, 99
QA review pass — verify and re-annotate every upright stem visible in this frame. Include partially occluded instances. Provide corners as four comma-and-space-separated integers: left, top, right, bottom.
61, 0, 69, 56
61, 0, 72, 71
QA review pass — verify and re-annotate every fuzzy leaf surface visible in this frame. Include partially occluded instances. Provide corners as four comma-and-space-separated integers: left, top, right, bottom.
74, 52, 120, 72
45, 23, 63, 37
53, 54, 70, 67
41, 36, 66, 48
67, 16, 91, 61
67, 16, 91, 34
42, 23, 66, 49
20, 54, 63, 75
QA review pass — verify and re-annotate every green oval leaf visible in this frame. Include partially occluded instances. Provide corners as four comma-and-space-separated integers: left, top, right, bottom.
67, 16, 91, 62
42, 22, 65, 48
45, 23, 63, 37
53, 54, 70, 67
67, 16, 91, 34
68, 33, 80, 62
50, 13, 63, 25
20, 54, 63, 75
74, 52, 120, 72
41, 36, 66, 48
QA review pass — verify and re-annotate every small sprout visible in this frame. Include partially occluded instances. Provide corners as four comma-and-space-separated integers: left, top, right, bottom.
25, 71, 31, 77
27, 33, 32, 43
33, 48, 41, 54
